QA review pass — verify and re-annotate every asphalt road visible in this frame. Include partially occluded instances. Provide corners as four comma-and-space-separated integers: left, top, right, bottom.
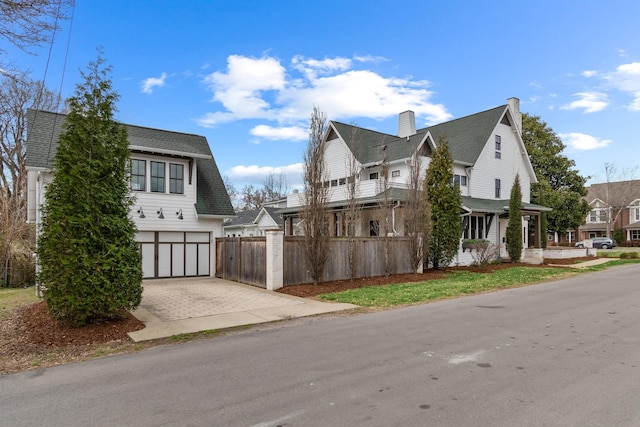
3, 264, 640, 426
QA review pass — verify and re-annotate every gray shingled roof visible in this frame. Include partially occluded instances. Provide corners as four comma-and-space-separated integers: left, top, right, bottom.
586, 180, 640, 208
26, 109, 234, 217
331, 104, 508, 166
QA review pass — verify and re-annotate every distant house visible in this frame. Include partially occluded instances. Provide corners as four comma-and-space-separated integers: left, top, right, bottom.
577, 179, 640, 242
25, 110, 234, 279
223, 206, 283, 237
280, 98, 550, 265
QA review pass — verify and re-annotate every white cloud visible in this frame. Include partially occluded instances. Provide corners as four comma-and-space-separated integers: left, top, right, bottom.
197, 54, 452, 129
292, 55, 352, 80
582, 70, 598, 78
227, 163, 304, 188
602, 62, 640, 110
560, 92, 608, 113
141, 72, 168, 94
250, 125, 307, 141
559, 132, 612, 150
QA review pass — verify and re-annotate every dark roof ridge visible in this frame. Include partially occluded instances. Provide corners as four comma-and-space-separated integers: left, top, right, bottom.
29, 109, 206, 139
418, 104, 507, 133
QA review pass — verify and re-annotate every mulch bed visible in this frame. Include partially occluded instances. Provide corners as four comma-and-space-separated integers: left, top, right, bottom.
20, 301, 146, 347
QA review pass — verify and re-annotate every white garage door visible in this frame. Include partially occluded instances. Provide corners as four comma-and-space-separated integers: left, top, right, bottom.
138, 231, 211, 279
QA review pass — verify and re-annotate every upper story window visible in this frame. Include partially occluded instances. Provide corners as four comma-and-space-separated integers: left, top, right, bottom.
495, 178, 501, 198
131, 159, 146, 191
150, 161, 166, 193
635, 207, 640, 221
132, 159, 185, 195
589, 209, 606, 223
339, 178, 346, 185
392, 170, 400, 178
169, 163, 184, 194
453, 174, 467, 187
495, 135, 502, 159
369, 172, 379, 180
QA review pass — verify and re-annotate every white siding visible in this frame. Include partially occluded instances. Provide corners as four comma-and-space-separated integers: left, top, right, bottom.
466, 123, 533, 202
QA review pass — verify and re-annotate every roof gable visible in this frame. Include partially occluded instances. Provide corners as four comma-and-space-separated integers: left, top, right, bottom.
26, 109, 234, 217
329, 104, 513, 167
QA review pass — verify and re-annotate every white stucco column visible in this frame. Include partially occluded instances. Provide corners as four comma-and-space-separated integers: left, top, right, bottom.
265, 230, 284, 290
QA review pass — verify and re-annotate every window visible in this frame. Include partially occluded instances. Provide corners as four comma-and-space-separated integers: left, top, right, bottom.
453, 174, 468, 187
131, 159, 146, 191
339, 178, 346, 185
369, 172, 379, 180
589, 210, 597, 222
150, 161, 166, 193
169, 163, 184, 194
495, 179, 501, 198
635, 207, 640, 221
495, 151, 502, 159
369, 220, 379, 237
392, 170, 400, 177
463, 216, 485, 239
632, 230, 640, 240
330, 179, 338, 187
495, 135, 501, 159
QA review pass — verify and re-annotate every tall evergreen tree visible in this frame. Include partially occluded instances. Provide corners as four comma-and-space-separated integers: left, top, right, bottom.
424, 135, 461, 269
37, 55, 142, 326
507, 174, 523, 262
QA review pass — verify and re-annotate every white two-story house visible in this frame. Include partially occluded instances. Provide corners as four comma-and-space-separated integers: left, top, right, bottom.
281, 98, 549, 265
25, 110, 234, 279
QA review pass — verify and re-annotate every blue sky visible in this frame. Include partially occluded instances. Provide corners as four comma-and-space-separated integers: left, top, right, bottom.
7, 0, 640, 189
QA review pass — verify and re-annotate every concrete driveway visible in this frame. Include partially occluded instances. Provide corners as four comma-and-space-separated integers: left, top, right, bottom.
128, 277, 357, 342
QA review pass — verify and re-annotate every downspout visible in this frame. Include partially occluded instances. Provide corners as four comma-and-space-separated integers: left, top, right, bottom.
391, 200, 400, 236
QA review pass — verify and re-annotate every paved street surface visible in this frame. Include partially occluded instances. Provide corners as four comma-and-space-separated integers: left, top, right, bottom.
3, 264, 640, 426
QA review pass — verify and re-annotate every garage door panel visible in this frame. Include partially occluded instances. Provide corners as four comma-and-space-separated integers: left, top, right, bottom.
185, 244, 198, 276
140, 232, 210, 279
172, 245, 185, 277
141, 244, 155, 278
158, 244, 172, 277
198, 243, 210, 275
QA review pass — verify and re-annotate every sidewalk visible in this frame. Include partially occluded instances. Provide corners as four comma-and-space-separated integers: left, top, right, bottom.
128, 277, 357, 342
556, 257, 619, 269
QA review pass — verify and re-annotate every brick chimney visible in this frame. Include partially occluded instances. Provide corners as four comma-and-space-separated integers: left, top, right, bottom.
398, 110, 416, 138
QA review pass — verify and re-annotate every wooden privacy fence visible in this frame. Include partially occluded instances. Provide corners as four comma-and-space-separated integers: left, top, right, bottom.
216, 234, 415, 289
283, 236, 413, 286
215, 237, 267, 288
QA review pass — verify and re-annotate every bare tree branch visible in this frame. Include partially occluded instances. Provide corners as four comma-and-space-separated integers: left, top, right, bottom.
0, 0, 75, 54
300, 106, 330, 285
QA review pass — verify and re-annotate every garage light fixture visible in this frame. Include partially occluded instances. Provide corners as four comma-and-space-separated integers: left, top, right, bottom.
176, 209, 183, 220
157, 208, 164, 219
137, 207, 145, 219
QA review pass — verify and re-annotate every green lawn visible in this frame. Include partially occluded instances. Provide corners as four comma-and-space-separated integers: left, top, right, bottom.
318, 267, 577, 307
0, 287, 39, 320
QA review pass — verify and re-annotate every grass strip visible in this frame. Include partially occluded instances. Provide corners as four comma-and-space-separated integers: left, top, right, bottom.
318, 267, 576, 307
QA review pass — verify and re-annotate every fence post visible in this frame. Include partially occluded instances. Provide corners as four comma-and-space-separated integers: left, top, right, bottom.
265, 230, 284, 290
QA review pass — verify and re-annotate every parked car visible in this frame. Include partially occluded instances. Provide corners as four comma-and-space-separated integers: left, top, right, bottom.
575, 237, 617, 249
